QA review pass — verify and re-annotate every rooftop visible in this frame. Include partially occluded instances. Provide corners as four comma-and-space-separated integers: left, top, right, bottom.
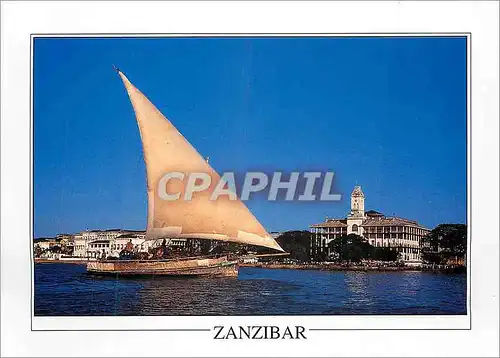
310, 214, 426, 228
310, 219, 347, 228
362, 216, 419, 227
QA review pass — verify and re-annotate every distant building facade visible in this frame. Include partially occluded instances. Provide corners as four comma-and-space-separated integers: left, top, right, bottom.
36, 229, 195, 259
33, 235, 76, 259
310, 186, 430, 265
71, 229, 149, 258
34, 238, 58, 251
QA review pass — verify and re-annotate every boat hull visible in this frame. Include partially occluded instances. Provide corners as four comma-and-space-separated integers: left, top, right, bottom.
86, 256, 238, 277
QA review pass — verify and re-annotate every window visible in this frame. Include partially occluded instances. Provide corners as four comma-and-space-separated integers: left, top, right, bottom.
352, 224, 358, 232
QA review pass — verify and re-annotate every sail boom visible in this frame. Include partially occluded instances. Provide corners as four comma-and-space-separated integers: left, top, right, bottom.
146, 228, 284, 252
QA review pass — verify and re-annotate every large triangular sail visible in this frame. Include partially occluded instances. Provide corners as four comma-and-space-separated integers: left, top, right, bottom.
116, 69, 283, 252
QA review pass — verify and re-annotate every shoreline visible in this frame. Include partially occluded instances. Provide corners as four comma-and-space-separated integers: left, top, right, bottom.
34, 259, 466, 273
240, 263, 466, 273
35, 258, 91, 265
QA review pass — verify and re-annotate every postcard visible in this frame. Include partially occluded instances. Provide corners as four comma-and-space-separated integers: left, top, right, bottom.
1, 1, 499, 357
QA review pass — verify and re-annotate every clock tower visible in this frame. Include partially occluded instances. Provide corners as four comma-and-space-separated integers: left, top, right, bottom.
347, 185, 365, 235
350, 185, 365, 217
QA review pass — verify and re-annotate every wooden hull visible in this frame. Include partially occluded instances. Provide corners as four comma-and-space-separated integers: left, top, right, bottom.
86, 256, 238, 277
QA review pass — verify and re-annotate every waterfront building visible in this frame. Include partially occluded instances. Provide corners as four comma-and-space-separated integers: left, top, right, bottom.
37, 229, 256, 259
72, 230, 109, 257
72, 234, 88, 257
87, 240, 112, 258
34, 238, 58, 251
71, 229, 148, 258
34, 235, 80, 259
33, 238, 58, 259
110, 232, 150, 257
54, 234, 75, 253
310, 185, 430, 265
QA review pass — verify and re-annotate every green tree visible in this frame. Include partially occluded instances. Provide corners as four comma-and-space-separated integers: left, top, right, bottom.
34, 244, 43, 258
61, 244, 74, 256
312, 250, 329, 263
373, 247, 399, 261
328, 234, 372, 262
49, 245, 62, 253
422, 224, 467, 265
421, 251, 443, 265
275, 231, 311, 262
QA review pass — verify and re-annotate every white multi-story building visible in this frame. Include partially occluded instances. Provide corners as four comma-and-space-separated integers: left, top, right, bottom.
310, 185, 430, 265
110, 232, 149, 256
73, 234, 88, 257
73, 230, 110, 257
72, 229, 149, 258
48, 229, 196, 259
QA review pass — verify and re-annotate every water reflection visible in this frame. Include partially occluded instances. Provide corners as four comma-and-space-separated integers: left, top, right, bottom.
398, 271, 423, 297
344, 272, 374, 307
34, 264, 467, 316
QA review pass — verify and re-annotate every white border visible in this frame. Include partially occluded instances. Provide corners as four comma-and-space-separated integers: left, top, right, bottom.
2, 1, 498, 357
29, 32, 471, 332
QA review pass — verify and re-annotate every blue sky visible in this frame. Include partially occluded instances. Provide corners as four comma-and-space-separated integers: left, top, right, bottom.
34, 36, 467, 238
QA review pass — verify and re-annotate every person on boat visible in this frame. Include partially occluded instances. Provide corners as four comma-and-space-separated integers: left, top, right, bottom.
125, 239, 134, 252
161, 239, 168, 259
117, 240, 135, 260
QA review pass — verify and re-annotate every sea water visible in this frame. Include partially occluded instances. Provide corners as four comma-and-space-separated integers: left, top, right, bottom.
34, 263, 466, 316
